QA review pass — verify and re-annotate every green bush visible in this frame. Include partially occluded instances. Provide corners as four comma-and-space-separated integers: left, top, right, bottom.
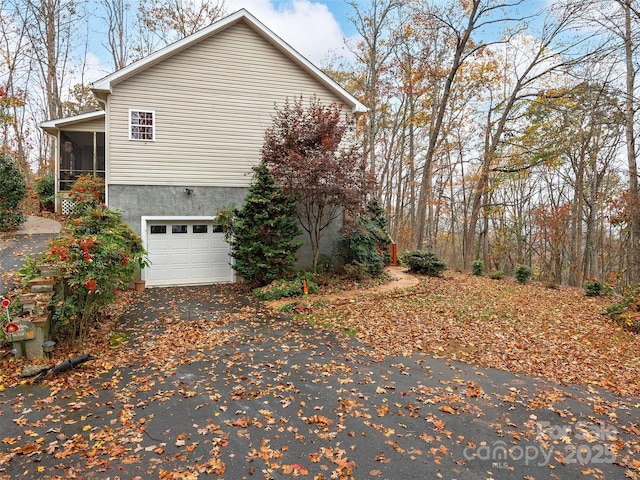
316, 254, 335, 275
16, 255, 41, 287
337, 222, 384, 279
488, 270, 505, 280
514, 264, 533, 284
222, 163, 302, 287
34, 174, 55, 212
44, 176, 146, 344
401, 251, 447, 277
583, 278, 603, 297
253, 275, 319, 301
343, 261, 371, 281
606, 287, 640, 333
336, 198, 390, 279
0, 153, 27, 231
471, 260, 484, 276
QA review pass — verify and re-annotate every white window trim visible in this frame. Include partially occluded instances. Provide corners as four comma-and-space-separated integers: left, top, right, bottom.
129, 109, 155, 141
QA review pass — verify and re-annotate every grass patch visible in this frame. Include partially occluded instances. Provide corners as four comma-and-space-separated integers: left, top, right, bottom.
109, 332, 130, 347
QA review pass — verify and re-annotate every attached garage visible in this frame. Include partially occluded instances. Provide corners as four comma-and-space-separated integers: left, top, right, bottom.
142, 217, 234, 287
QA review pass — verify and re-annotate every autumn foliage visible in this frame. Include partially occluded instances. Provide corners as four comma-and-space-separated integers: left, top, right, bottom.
262, 96, 373, 268
45, 176, 146, 344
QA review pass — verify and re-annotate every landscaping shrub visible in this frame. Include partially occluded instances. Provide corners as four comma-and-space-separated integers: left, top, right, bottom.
337, 222, 384, 280
488, 270, 505, 280
606, 287, 640, 333
401, 251, 447, 277
34, 174, 55, 212
0, 153, 27, 231
316, 254, 335, 275
336, 198, 390, 280
514, 264, 533, 284
221, 163, 302, 287
44, 176, 146, 344
583, 278, 603, 297
16, 255, 41, 287
343, 261, 371, 281
471, 260, 484, 276
253, 275, 319, 301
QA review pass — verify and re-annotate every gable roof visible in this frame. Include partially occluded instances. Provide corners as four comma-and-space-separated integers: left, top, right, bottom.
90, 9, 367, 114
40, 110, 105, 135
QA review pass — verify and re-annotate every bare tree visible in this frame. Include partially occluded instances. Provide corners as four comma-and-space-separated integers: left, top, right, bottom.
413, 0, 529, 251
14, 0, 80, 121
132, 0, 227, 60
618, 0, 640, 283
347, 0, 401, 183
0, 2, 31, 173
102, 0, 130, 70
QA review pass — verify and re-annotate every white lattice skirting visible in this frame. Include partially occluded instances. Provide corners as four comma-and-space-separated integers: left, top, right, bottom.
61, 198, 77, 215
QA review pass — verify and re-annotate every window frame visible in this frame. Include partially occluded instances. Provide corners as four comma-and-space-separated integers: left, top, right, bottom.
58, 130, 106, 191
129, 109, 155, 141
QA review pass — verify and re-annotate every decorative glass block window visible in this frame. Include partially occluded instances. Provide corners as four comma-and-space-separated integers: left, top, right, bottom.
129, 110, 155, 141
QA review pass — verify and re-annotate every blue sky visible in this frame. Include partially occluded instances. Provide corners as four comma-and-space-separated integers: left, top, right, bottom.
226, 0, 357, 64
82, 0, 359, 78
82, 0, 552, 82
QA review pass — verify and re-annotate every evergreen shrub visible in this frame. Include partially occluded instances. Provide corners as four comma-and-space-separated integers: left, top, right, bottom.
401, 251, 447, 277
0, 154, 27, 231
222, 163, 303, 287
471, 260, 484, 276
337, 198, 390, 280
514, 264, 533, 284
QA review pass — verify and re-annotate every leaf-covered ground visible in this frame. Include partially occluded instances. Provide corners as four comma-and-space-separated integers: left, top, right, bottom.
307, 271, 640, 397
0, 275, 639, 479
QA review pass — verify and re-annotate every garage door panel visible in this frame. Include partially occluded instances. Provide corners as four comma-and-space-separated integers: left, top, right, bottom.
169, 251, 190, 262
191, 268, 212, 280
191, 237, 211, 248
211, 251, 230, 263
170, 267, 191, 280
171, 238, 191, 249
191, 253, 213, 265
146, 221, 233, 286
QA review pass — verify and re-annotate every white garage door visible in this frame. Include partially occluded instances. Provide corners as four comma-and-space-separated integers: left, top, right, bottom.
145, 220, 234, 287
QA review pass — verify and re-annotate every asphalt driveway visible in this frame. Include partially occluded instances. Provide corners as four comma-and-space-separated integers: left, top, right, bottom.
0, 216, 61, 297
1, 284, 639, 479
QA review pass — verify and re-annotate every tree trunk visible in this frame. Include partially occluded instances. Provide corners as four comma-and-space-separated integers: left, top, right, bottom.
623, 0, 640, 284
415, 1, 481, 250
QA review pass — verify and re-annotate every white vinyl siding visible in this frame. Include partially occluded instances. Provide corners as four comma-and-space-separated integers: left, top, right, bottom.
63, 117, 105, 132
107, 21, 346, 187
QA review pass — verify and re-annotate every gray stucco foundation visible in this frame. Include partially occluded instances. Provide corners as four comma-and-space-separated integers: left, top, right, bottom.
108, 185, 248, 235
108, 184, 341, 272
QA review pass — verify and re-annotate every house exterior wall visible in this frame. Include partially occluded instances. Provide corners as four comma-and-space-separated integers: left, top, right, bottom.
109, 184, 340, 270
108, 185, 248, 235
106, 20, 347, 187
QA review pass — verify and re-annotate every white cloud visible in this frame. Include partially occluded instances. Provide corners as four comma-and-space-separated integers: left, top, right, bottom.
227, 0, 351, 65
